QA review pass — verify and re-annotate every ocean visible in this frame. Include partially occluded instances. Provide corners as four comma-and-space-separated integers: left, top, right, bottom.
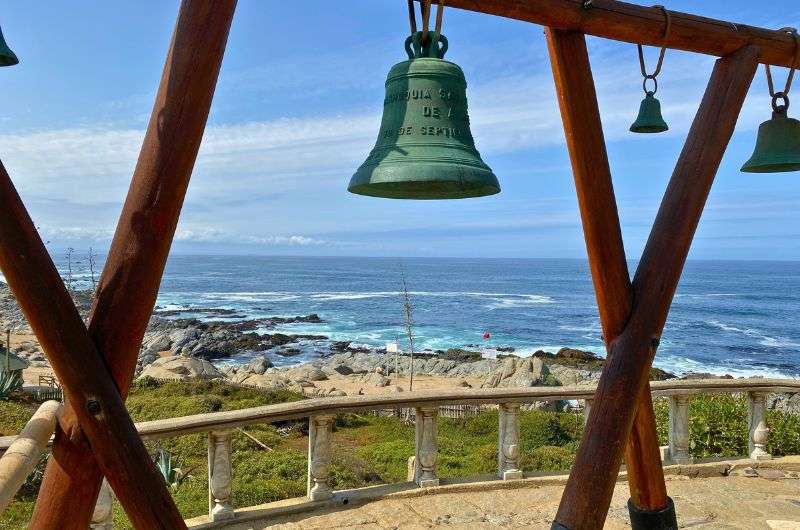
28, 255, 800, 378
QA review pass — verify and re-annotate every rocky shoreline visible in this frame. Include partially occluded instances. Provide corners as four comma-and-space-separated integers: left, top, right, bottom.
2, 283, 799, 411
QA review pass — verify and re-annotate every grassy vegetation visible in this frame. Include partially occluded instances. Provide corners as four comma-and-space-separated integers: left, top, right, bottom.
1, 380, 799, 529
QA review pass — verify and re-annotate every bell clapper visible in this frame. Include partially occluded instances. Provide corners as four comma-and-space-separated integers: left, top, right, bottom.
630, 5, 670, 134
741, 27, 800, 173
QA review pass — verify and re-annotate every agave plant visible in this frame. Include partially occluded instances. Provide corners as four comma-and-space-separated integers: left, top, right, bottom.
155, 449, 195, 492
0, 370, 22, 400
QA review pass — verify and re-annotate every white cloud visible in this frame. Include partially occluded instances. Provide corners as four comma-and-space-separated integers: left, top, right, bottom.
0, 40, 778, 251
173, 227, 328, 247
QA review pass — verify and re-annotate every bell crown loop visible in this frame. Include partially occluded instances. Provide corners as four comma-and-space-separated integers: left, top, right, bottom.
405, 31, 448, 60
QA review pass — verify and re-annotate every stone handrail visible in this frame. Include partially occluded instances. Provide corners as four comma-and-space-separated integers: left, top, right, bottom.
1, 378, 797, 526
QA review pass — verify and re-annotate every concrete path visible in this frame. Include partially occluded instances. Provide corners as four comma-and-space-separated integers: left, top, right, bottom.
226, 471, 800, 530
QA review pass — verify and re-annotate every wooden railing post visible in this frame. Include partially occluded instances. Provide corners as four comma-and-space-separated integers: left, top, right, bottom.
208, 430, 234, 521
667, 395, 692, 465
307, 414, 334, 501
498, 402, 522, 480
747, 391, 772, 461
414, 407, 439, 487
90, 479, 114, 530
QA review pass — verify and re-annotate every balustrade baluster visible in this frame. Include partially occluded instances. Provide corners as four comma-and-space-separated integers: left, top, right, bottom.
414, 406, 439, 487
208, 429, 234, 521
498, 402, 523, 480
89, 478, 113, 530
747, 391, 772, 461
668, 394, 692, 465
308, 414, 335, 501
583, 398, 593, 426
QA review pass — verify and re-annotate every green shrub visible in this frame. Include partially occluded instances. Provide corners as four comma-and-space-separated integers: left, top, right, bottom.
522, 445, 576, 471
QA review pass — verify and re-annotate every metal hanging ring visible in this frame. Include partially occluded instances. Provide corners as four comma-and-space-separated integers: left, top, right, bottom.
636, 5, 670, 94
766, 28, 799, 98
772, 92, 790, 114
643, 75, 658, 95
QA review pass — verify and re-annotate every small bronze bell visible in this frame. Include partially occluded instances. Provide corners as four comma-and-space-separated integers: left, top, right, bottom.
741, 104, 800, 173
630, 92, 668, 134
0, 26, 18, 67
348, 31, 499, 199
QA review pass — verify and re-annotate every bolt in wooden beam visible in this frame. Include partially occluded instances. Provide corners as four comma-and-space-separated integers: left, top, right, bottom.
545, 27, 668, 514
0, 161, 186, 529
30, 1, 237, 528
552, 45, 759, 529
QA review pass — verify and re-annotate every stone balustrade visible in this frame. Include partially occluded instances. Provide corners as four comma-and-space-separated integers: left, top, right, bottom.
1, 379, 797, 528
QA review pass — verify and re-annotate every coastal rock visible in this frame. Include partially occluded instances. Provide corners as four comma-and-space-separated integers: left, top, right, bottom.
555, 348, 601, 362
480, 357, 546, 388
138, 355, 223, 381
440, 348, 483, 363
246, 356, 274, 375
769, 393, 800, 414
332, 363, 355, 376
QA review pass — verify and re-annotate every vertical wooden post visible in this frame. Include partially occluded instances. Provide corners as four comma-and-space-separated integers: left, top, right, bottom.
0, 162, 186, 528
553, 45, 758, 529
545, 27, 668, 515
30, 1, 237, 528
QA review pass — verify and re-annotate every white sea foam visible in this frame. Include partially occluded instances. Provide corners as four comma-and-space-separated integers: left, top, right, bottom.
657, 354, 795, 379
675, 293, 737, 299
707, 319, 800, 348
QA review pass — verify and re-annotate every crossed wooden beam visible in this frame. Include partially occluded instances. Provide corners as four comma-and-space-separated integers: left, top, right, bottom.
0, 1, 237, 527
0, 0, 771, 528
547, 31, 758, 528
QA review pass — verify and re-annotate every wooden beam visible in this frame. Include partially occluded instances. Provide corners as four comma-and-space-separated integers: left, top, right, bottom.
545, 27, 668, 514
437, 0, 797, 67
0, 161, 186, 529
30, 1, 237, 528
553, 44, 759, 529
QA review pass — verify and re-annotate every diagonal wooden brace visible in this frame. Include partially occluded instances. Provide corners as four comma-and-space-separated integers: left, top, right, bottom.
545, 28, 668, 514
0, 161, 186, 528
30, 1, 238, 528
552, 45, 759, 529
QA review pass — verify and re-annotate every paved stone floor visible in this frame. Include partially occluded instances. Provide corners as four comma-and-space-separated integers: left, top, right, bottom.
228, 473, 800, 530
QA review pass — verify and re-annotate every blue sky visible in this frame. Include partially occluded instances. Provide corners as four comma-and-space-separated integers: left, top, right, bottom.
2, 1, 799, 259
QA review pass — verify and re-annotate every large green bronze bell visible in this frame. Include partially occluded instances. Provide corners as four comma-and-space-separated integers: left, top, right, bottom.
0, 26, 18, 67
630, 92, 668, 133
348, 31, 499, 199
741, 104, 800, 173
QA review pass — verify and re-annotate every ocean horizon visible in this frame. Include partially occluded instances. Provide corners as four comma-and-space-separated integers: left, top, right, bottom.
4, 254, 799, 379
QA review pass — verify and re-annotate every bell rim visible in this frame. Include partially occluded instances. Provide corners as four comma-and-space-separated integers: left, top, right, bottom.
0, 53, 18, 67
740, 157, 800, 173
348, 161, 500, 200
348, 180, 501, 200
629, 124, 669, 133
